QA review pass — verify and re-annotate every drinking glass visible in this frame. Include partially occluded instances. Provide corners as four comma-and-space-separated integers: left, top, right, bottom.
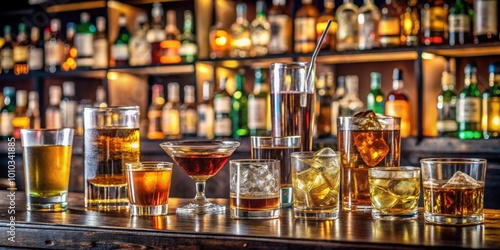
291, 148, 341, 220
21, 128, 74, 211
250, 135, 301, 207
83, 106, 141, 210
420, 158, 487, 225
270, 62, 315, 151
125, 162, 173, 216
337, 112, 401, 211
160, 140, 240, 214
229, 159, 281, 219
369, 167, 421, 221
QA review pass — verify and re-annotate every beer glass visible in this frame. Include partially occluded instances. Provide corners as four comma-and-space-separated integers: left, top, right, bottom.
21, 128, 74, 211
84, 106, 140, 210
270, 62, 316, 151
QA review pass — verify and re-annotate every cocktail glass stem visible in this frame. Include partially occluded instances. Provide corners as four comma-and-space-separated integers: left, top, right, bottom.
194, 181, 209, 204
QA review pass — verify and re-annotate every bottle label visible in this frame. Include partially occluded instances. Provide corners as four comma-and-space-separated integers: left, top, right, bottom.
181, 109, 198, 134
197, 104, 214, 137
268, 14, 289, 53
337, 13, 356, 39
214, 96, 231, 113
475, 0, 498, 35
484, 97, 500, 132
331, 100, 340, 136
294, 17, 316, 52
93, 39, 108, 68
379, 17, 400, 36
60, 100, 77, 128
437, 120, 458, 132
75, 33, 94, 57
13, 45, 28, 63
456, 97, 481, 122
358, 14, 379, 49
179, 43, 198, 57
112, 44, 129, 60
385, 100, 411, 137
0, 113, 14, 136
45, 110, 62, 129
129, 38, 152, 66
214, 118, 231, 136
1, 48, 14, 70
28, 48, 44, 70
45, 41, 64, 65
437, 100, 457, 133
430, 7, 448, 31
449, 14, 471, 33
248, 98, 267, 129
161, 109, 180, 135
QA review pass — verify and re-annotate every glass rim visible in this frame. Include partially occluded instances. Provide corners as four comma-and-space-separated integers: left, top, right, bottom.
420, 158, 487, 164
125, 161, 173, 170
230, 159, 280, 164
159, 140, 240, 149
270, 61, 313, 68
20, 128, 74, 133
291, 151, 340, 158
83, 105, 140, 111
337, 115, 401, 121
369, 166, 421, 172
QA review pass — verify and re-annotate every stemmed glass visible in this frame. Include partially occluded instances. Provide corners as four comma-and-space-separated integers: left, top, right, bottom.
160, 140, 240, 214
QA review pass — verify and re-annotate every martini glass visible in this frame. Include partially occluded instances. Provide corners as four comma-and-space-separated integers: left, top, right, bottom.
159, 140, 240, 214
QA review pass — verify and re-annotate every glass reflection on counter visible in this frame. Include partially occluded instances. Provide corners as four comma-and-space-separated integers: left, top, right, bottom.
425, 224, 484, 249
372, 220, 419, 244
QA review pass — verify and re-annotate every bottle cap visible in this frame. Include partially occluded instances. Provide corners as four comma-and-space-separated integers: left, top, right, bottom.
392, 68, 403, 80
441, 71, 455, 87
489, 62, 500, 75
464, 62, 477, 75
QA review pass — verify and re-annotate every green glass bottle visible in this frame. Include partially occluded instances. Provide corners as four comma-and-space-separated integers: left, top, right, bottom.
75, 12, 96, 68
457, 63, 482, 139
112, 13, 131, 67
248, 68, 269, 136
482, 62, 500, 139
179, 10, 198, 62
366, 72, 385, 115
436, 70, 458, 137
231, 71, 249, 138
0, 87, 16, 140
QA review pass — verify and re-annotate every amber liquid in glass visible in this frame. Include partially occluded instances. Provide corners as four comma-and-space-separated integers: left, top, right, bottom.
127, 169, 172, 206
230, 196, 280, 210
173, 154, 230, 181
424, 183, 484, 216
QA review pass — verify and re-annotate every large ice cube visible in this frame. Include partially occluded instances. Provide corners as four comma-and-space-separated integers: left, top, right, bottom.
389, 179, 417, 197
353, 131, 390, 167
371, 185, 398, 210
352, 110, 383, 130
443, 171, 481, 187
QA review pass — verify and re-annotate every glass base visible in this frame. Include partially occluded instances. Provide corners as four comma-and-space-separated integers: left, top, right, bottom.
230, 208, 280, 219
130, 204, 169, 216
372, 210, 418, 221
424, 212, 484, 225
27, 193, 68, 212
176, 201, 226, 215
294, 208, 339, 220
280, 187, 293, 208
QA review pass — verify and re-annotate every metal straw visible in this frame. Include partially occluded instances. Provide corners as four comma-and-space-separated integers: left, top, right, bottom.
301, 19, 333, 107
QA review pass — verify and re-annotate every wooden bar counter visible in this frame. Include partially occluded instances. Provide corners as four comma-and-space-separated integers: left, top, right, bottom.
1, 190, 500, 249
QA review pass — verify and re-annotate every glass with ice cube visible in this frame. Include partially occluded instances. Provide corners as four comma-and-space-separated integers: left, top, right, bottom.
338, 111, 401, 211
369, 167, 421, 221
229, 159, 281, 219
420, 158, 487, 225
291, 148, 341, 220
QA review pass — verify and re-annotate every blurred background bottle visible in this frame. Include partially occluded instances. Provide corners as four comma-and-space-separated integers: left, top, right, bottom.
366, 72, 385, 115
112, 13, 131, 67
147, 84, 165, 140
268, 0, 291, 54
331, 76, 346, 136
457, 63, 482, 140
448, 0, 473, 46
248, 68, 269, 136
60, 81, 77, 128
358, 0, 380, 50
11, 90, 28, 139
45, 85, 62, 129
401, 0, 420, 46
386, 68, 411, 138
421, 0, 448, 45
1, 25, 14, 73
214, 77, 232, 138
13, 23, 29, 75
379, 0, 403, 48
231, 71, 249, 138
436, 69, 458, 137
339, 75, 364, 116
28, 26, 44, 71
294, 0, 319, 53
162, 82, 181, 139
316, 72, 334, 137
0, 87, 15, 140
317, 0, 337, 50
180, 10, 198, 62
161, 10, 182, 64
230, 3, 252, 57
147, 2, 165, 63
474, 0, 498, 43
336, 0, 359, 51
63, 22, 77, 71
93, 16, 108, 69
197, 80, 215, 139
75, 12, 95, 69
482, 62, 500, 139
180, 85, 198, 137
250, 0, 271, 57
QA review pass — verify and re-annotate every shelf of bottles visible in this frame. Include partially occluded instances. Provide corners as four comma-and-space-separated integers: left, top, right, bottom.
0, 0, 499, 143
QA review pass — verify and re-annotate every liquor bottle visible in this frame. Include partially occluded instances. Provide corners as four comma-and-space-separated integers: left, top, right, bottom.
45, 85, 62, 129
316, 72, 334, 137
26, 91, 41, 130
45, 19, 64, 73
179, 10, 198, 62
379, 0, 403, 48
0, 87, 15, 140
75, 99, 94, 136
339, 75, 364, 117
129, 13, 152, 66
231, 71, 249, 138
147, 83, 165, 139
474, 0, 499, 43
60, 81, 77, 128
213, 77, 232, 138
436, 69, 458, 137
1, 25, 14, 73
147, 2, 166, 64
112, 14, 131, 67
250, 0, 271, 56
401, 0, 420, 46
162, 82, 181, 139
482, 62, 500, 139
386, 68, 411, 138
248, 68, 269, 136
316, 0, 337, 51
366, 72, 385, 115
449, 0, 473, 46
197, 80, 215, 139
268, 0, 291, 54
28, 26, 44, 71
230, 3, 252, 57
331, 76, 346, 136
180, 85, 198, 137
294, 0, 319, 53
94, 85, 108, 107
209, 2, 230, 59
357, 0, 381, 50
62, 22, 77, 71
13, 23, 29, 75
457, 63, 482, 139
75, 12, 95, 68
160, 10, 181, 64
12, 90, 29, 139
421, 0, 449, 45
336, 0, 359, 51
93, 16, 109, 69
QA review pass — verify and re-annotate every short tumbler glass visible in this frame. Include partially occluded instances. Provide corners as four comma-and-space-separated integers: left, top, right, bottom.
420, 158, 487, 225
230, 159, 281, 219
369, 167, 421, 221
125, 162, 173, 216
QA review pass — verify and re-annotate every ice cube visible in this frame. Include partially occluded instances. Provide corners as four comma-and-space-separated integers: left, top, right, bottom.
423, 178, 440, 187
318, 190, 339, 207
389, 179, 417, 197
352, 110, 383, 130
309, 177, 330, 207
296, 168, 321, 192
443, 171, 481, 187
353, 131, 390, 167
371, 185, 398, 210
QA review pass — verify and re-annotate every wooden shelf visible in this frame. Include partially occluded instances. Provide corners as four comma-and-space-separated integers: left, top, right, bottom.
109, 63, 195, 76
424, 42, 500, 58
